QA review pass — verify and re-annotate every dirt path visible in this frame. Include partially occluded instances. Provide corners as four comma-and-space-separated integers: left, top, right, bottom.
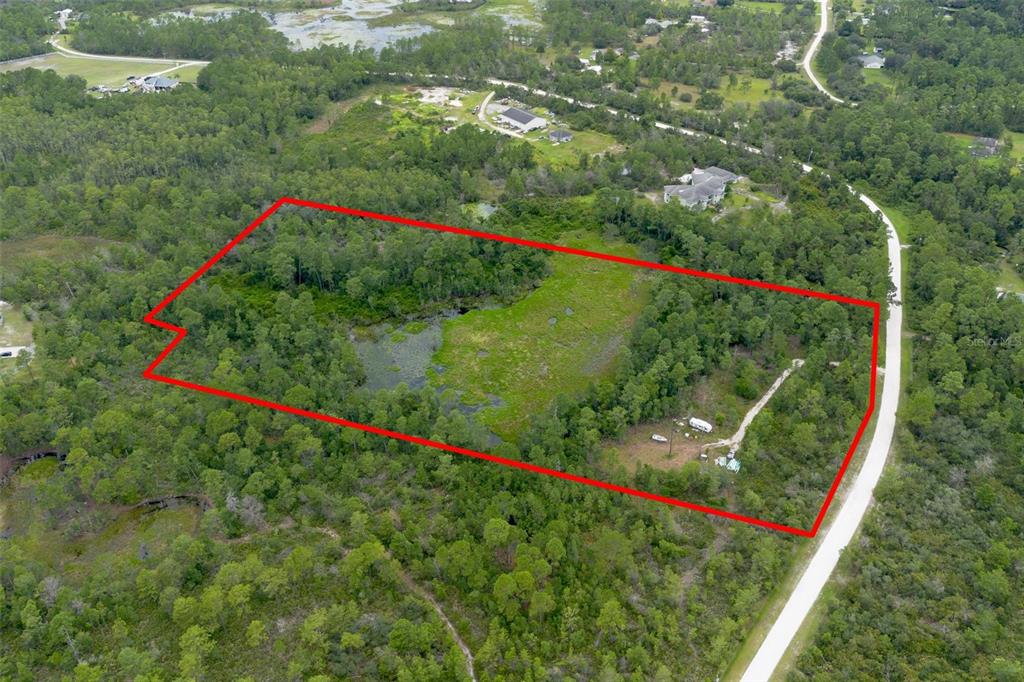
396, 569, 477, 681
282, 524, 477, 680
706, 359, 804, 455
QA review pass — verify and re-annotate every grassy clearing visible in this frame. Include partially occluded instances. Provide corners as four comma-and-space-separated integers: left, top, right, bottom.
0, 303, 33, 347
861, 67, 894, 88
0, 53, 201, 88
876, 201, 913, 241
524, 128, 621, 168
997, 258, 1024, 294
652, 76, 783, 110
606, 367, 762, 474
1007, 130, 1024, 162
0, 234, 114, 267
432, 233, 651, 440
1, 463, 199, 579
736, 0, 787, 13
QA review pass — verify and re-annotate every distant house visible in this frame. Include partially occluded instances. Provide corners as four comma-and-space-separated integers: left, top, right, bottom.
971, 136, 1001, 157
688, 14, 713, 32
497, 107, 547, 132
645, 17, 679, 29
857, 53, 885, 69
140, 75, 179, 93
664, 166, 740, 209
549, 129, 573, 143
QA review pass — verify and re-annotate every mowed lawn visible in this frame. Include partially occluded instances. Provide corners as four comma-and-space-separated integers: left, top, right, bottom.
0, 53, 202, 88
525, 129, 621, 168
433, 233, 652, 440
736, 0, 786, 13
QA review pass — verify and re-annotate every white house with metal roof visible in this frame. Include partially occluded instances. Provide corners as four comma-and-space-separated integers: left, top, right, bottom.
497, 107, 547, 132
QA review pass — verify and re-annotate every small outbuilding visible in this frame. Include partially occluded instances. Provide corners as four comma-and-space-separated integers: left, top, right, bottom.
549, 129, 573, 143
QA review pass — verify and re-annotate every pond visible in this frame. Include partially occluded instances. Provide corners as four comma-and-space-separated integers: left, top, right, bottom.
163, 1, 434, 52
167, 0, 544, 51
353, 313, 506, 426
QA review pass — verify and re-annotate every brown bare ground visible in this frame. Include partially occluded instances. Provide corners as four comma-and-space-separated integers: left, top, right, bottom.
609, 417, 714, 473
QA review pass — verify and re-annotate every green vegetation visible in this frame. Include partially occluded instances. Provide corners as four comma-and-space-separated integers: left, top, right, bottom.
523, 128, 620, 167
0, 53, 202, 88
735, 0, 787, 13
433, 233, 649, 439
0, 2, 52, 60
0, 304, 33, 348
1, 0, 1023, 678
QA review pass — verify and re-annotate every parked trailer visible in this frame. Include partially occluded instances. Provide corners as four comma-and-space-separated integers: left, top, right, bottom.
688, 417, 713, 433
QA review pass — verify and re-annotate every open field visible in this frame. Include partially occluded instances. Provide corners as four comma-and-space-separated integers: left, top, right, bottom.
608, 417, 708, 473
1008, 130, 1024, 161
0, 235, 116, 268
997, 258, 1024, 294
0, 52, 202, 88
736, 0, 787, 13
0, 303, 33, 348
0, 458, 200, 579
861, 67, 894, 88
433, 233, 651, 440
523, 128, 622, 167
653, 76, 784, 110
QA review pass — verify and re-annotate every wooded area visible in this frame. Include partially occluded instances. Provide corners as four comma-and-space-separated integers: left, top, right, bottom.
0, 0, 1022, 679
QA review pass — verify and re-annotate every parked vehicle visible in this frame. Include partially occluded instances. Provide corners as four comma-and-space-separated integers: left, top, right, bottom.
688, 417, 713, 433
651, 434, 669, 443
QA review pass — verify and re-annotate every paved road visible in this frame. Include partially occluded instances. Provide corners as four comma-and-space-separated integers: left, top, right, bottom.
740, 3, 899, 676
803, 0, 844, 103
742, 192, 902, 680
0, 346, 32, 358
48, 36, 210, 66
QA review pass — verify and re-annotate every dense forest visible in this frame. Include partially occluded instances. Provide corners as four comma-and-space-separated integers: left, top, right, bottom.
71, 11, 291, 60
0, 0, 1022, 679
0, 11, 883, 677
0, 3, 54, 60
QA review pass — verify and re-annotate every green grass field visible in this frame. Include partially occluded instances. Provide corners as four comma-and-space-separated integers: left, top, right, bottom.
432, 233, 651, 440
862, 67, 894, 88
0, 304, 33, 347
997, 258, 1024, 294
736, 0, 787, 13
0, 53, 203, 89
0, 235, 114, 268
654, 76, 783, 110
524, 128, 620, 167
1007, 130, 1024, 162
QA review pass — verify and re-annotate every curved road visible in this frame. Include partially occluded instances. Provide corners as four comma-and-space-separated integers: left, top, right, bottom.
803, 0, 844, 104
741, 2, 897, 677
49, 36, 210, 67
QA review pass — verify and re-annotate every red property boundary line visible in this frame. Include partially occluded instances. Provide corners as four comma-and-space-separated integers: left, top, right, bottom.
143, 197, 881, 537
